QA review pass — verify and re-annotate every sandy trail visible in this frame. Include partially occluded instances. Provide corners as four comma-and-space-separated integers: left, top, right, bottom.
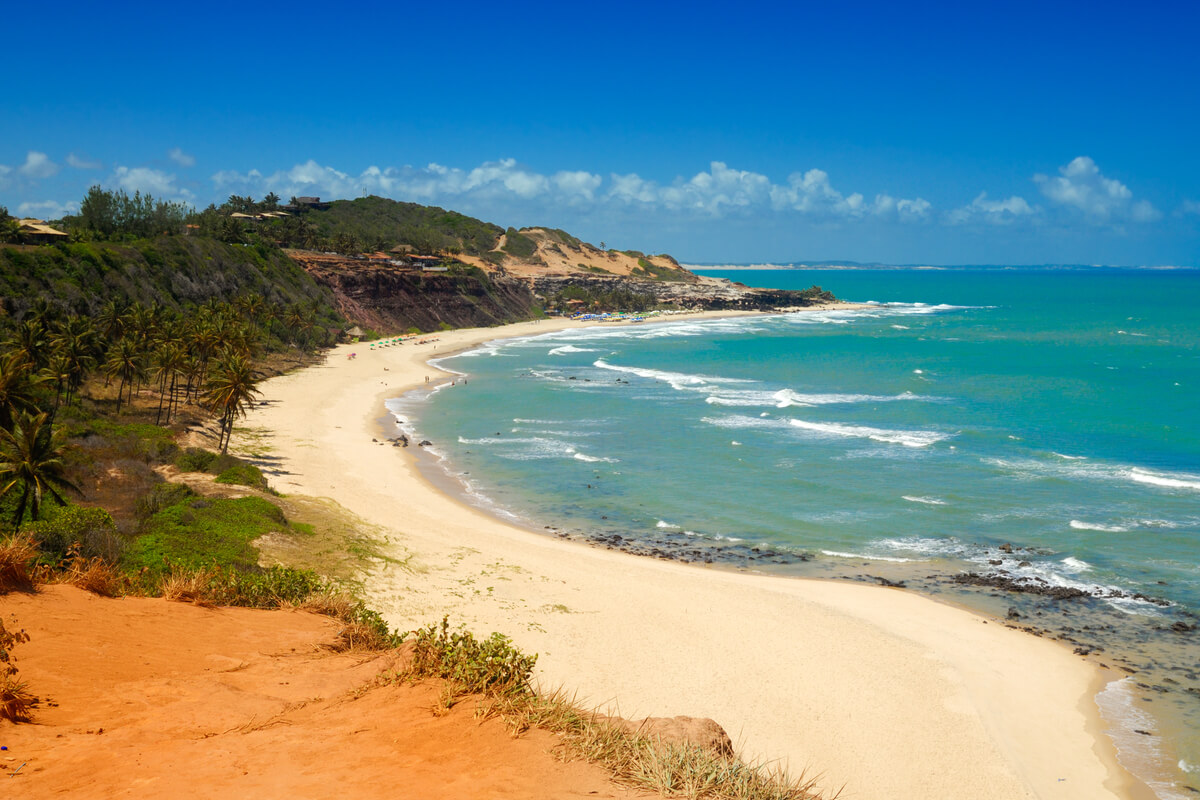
233, 312, 1137, 800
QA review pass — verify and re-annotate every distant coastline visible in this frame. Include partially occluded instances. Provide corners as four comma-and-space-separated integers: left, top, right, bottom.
686, 262, 1199, 271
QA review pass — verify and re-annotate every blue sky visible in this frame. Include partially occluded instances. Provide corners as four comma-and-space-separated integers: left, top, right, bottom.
3, 0, 1198, 265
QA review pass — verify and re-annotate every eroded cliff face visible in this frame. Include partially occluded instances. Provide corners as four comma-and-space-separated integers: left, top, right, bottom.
292, 252, 538, 333
290, 250, 835, 334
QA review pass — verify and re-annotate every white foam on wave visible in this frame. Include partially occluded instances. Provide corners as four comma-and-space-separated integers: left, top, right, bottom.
821, 549, 913, 563
1070, 520, 1129, 532
1096, 678, 1194, 800
548, 344, 596, 355
513, 418, 563, 424
985, 457, 1200, 494
1128, 467, 1200, 491
1053, 452, 1088, 460
573, 452, 618, 463
891, 324, 910, 330
656, 520, 679, 530
594, 359, 753, 392
903, 495, 947, 505
788, 418, 951, 448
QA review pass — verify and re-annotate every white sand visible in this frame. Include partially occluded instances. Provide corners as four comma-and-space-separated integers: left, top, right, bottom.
236, 312, 1137, 800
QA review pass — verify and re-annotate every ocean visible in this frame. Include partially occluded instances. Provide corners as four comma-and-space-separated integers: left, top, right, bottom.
387, 268, 1200, 798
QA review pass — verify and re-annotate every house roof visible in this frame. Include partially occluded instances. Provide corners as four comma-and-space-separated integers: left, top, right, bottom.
17, 219, 68, 236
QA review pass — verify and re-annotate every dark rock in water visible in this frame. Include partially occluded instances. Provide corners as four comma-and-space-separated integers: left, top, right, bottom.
1170, 621, 1197, 634
418, 440, 432, 447
998, 543, 1014, 553
874, 576, 907, 588
988, 559, 1003, 566
1007, 607, 1022, 620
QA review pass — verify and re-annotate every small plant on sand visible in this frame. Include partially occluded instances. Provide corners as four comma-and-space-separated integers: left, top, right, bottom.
0, 615, 35, 722
401, 616, 537, 709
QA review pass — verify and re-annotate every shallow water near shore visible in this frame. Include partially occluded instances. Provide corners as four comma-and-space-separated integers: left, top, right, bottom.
388, 268, 1200, 797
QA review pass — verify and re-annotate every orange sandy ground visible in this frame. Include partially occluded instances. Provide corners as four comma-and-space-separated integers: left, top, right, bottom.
0, 585, 648, 799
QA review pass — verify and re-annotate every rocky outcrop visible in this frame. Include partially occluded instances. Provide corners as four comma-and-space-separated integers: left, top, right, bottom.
292, 252, 539, 333
531, 275, 836, 311
607, 715, 735, 757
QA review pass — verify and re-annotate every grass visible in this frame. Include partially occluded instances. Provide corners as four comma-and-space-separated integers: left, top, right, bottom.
392, 617, 828, 799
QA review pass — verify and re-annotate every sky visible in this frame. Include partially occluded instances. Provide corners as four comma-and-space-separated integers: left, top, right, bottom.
3, 0, 1198, 265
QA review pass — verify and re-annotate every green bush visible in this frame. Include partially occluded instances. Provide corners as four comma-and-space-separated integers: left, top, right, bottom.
175, 447, 217, 472
25, 505, 122, 563
124, 495, 288, 573
214, 463, 267, 489
135, 482, 195, 522
406, 616, 537, 700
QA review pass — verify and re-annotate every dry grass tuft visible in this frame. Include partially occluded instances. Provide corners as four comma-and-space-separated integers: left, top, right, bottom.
293, 590, 399, 652
0, 535, 38, 593
161, 568, 218, 607
485, 691, 828, 800
57, 550, 122, 597
0, 677, 37, 722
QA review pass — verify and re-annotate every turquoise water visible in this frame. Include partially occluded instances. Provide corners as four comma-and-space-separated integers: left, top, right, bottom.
389, 269, 1200, 796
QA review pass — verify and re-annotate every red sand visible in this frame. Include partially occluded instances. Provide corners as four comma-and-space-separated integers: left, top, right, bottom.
0, 585, 646, 799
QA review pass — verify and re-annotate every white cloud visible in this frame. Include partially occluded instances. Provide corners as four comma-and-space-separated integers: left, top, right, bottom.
947, 192, 1038, 225
0, 163, 10, 187
168, 147, 196, 167
1034, 156, 1159, 222
67, 153, 102, 169
17, 200, 79, 219
1176, 199, 1200, 217
209, 157, 934, 224
111, 166, 194, 201
17, 151, 59, 179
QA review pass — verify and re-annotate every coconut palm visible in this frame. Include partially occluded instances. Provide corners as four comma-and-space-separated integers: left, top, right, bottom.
9, 320, 49, 372
202, 351, 261, 454
0, 412, 79, 526
102, 337, 144, 415
49, 316, 98, 407
0, 351, 42, 432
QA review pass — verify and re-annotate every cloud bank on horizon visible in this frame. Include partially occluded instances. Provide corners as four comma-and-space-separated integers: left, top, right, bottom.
2, 148, 1194, 265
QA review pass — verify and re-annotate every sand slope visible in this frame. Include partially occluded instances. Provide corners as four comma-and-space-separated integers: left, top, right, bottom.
229, 316, 1137, 800
0, 585, 647, 799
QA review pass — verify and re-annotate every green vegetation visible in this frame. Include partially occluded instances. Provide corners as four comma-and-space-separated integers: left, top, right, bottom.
547, 284, 662, 313
0, 236, 338, 322
631, 257, 692, 282
501, 227, 538, 259
125, 494, 287, 572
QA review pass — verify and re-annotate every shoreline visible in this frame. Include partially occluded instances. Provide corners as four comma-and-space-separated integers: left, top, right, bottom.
236, 309, 1143, 800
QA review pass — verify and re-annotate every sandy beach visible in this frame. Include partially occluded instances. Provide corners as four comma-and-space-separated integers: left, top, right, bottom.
235, 310, 1140, 800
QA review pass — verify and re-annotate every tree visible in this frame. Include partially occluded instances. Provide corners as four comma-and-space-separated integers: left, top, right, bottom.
0, 352, 42, 432
102, 338, 143, 415
0, 412, 80, 526
202, 352, 261, 454
0, 206, 20, 244
262, 192, 280, 211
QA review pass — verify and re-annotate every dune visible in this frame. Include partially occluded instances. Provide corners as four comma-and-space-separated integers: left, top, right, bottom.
0, 584, 649, 799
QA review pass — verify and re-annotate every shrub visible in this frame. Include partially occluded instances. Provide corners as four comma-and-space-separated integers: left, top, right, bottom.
214, 463, 267, 489
403, 616, 537, 707
25, 506, 122, 563
135, 481, 194, 521
0, 615, 35, 722
175, 447, 217, 472
124, 495, 287, 573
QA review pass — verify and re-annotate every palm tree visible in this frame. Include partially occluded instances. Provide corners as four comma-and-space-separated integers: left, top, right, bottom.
150, 341, 185, 425
49, 317, 98, 407
9, 320, 49, 371
102, 338, 144, 415
0, 351, 42, 432
202, 351, 261, 454
0, 412, 80, 526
